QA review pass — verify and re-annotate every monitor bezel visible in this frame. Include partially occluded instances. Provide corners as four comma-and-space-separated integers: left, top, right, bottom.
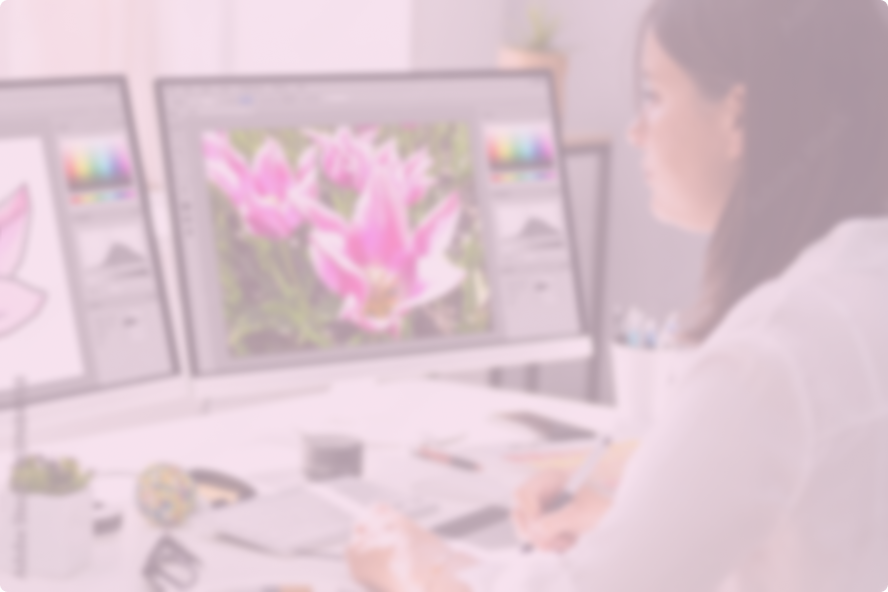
156, 69, 593, 382
0, 75, 181, 410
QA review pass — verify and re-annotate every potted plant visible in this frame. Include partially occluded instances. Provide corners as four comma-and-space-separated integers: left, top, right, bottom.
499, 2, 569, 112
0, 455, 93, 577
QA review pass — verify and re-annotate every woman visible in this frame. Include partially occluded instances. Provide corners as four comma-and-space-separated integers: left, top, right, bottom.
349, 0, 888, 590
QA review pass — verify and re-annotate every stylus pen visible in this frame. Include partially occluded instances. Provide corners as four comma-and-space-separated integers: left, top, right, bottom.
418, 447, 480, 472
522, 437, 612, 553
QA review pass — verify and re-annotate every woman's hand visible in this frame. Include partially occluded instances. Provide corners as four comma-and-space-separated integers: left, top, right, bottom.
512, 440, 640, 553
348, 507, 474, 592
512, 469, 610, 553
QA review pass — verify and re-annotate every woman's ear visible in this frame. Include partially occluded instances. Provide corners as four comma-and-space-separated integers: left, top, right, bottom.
722, 84, 748, 161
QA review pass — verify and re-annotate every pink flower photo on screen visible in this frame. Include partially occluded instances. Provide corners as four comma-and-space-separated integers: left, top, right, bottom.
0, 186, 46, 337
311, 128, 435, 204
309, 127, 379, 192
299, 162, 464, 334
204, 133, 318, 239
371, 141, 435, 206
402, 150, 435, 205
206, 123, 490, 357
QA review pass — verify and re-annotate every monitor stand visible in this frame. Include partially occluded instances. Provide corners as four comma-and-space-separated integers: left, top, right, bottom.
324, 376, 390, 397
316, 375, 435, 418
322, 370, 436, 396
193, 339, 593, 412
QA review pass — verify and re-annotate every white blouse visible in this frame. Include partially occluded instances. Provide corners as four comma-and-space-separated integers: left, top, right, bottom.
464, 218, 888, 592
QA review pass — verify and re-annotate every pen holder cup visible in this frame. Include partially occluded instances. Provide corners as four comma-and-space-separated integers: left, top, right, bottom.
610, 344, 685, 434
0, 489, 93, 578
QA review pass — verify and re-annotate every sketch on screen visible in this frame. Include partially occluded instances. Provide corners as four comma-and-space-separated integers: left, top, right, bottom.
0, 186, 46, 337
0, 137, 86, 390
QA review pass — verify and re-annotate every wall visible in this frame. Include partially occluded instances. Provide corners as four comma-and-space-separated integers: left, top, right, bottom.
0, 0, 414, 188
154, 0, 413, 76
412, 0, 504, 69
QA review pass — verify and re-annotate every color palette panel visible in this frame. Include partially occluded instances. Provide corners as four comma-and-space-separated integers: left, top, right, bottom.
70, 188, 137, 208
61, 136, 133, 191
485, 124, 557, 186
491, 170, 556, 185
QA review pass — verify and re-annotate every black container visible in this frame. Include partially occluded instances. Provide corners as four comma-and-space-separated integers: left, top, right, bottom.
302, 434, 364, 482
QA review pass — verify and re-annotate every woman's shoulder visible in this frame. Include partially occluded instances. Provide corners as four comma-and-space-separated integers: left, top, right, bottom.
697, 218, 888, 431
714, 216, 888, 344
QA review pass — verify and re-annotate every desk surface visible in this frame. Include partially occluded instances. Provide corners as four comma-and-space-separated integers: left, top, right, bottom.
0, 379, 616, 592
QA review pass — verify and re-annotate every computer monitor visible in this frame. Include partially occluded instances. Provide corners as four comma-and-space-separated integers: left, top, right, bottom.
0, 78, 179, 427
157, 72, 592, 402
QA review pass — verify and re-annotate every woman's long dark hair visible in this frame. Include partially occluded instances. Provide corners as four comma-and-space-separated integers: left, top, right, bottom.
643, 0, 888, 343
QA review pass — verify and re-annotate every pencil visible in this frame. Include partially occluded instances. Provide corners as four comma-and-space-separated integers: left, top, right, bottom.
417, 447, 480, 472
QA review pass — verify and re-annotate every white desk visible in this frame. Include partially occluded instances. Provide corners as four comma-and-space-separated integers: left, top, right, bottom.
0, 379, 616, 592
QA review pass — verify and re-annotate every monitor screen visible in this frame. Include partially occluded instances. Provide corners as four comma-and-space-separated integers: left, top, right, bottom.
158, 73, 587, 382
0, 79, 177, 408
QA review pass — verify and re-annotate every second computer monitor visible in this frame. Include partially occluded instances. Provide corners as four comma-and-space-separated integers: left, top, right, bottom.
0, 78, 177, 409
158, 72, 589, 398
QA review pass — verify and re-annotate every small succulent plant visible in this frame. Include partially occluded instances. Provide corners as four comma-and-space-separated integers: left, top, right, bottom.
9, 455, 92, 496
524, 4, 561, 53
